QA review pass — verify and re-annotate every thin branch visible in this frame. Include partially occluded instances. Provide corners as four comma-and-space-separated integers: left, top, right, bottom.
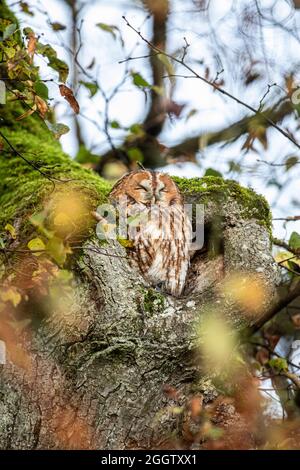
273, 216, 300, 222
258, 159, 300, 167
0, 246, 128, 259
251, 281, 300, 332
273, 237, 300, 256
122, 16, 300, 152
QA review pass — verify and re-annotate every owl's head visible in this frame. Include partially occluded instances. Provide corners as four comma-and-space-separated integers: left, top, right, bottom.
110, 170, 183, 207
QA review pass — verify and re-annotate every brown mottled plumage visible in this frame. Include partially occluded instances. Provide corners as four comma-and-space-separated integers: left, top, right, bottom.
110, 170, 191, 297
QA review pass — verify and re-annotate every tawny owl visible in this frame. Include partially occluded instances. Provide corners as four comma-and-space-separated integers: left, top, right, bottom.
109, 170, 192, 297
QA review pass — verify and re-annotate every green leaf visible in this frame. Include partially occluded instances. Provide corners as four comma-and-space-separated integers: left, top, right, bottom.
289, 231, 300, 251
127, 147, 143, 162
20, 2, 34, 16
110, 120, 121, 129
204, 168, 222, 177
3, 23, 17, 41
23, 27, 34, 38
49, 56, 69, 82
117, 237, 134, 248
5, 223, 16, 239
157, 53, 175, 82
34, 81, 49, 100
130, 123, 144, 135
50, 22, 66, 31
27, 237, 46, 255
96, 23, 118, 39
79, 81, 98, 97
36, 42, 69, 82
132, 72, 150, 88
268, 357, 288, 372
46, 237, 68, 265
285, 156, 299, 171
45, 121, 70, 139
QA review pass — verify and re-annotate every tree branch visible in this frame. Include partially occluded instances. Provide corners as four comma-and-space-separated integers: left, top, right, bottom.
122, 16, 300, 152
252, 281, 300, 332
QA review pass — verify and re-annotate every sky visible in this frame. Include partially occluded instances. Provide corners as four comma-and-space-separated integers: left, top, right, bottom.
7, 0, 300, 240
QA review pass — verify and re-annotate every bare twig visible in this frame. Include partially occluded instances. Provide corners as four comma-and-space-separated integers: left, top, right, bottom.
252, 281, 300, 332
122, 16, 300, 152
273, 216, 300, 222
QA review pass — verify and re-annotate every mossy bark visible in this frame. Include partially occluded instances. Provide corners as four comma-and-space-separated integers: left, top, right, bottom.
0, 0, 281, 450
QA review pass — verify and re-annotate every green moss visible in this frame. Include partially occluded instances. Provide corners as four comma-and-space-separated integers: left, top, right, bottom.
143, 288, 166, 314
173, 176, 272, 232
0, 125, 111, 231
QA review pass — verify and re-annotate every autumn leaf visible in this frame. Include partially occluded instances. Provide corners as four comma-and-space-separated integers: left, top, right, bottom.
35, 95, 48, 118
117, 237, 134, 248
28, 237, 46, 256
59, 84, 80, 114
27, 30, 37, 62
15, 104, 37, 121
0, 288, 21, 307
5, 223, 16, 239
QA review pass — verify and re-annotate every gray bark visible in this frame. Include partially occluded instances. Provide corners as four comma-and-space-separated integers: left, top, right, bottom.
0, 189, 280, 449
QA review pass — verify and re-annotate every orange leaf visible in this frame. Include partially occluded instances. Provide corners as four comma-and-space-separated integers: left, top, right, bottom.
27, 31, 37, 62
59, 84, 80, 114
35, 95, 48, 118
15, 104, 36, 121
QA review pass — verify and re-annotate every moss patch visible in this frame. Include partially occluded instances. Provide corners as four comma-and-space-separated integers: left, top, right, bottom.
0, 125, 111, 232
173, 176, 272, 231
143, 288, 166, 315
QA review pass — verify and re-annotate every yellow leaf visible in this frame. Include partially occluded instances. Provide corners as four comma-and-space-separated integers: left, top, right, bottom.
28, 237, 46, 256
275, 251, 298, 267
5, 223, 16, 239
117, 237, 134, 248
0, 288, 21, 307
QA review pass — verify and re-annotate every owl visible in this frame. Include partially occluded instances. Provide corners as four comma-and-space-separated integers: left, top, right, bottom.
109, 170, 192, 297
